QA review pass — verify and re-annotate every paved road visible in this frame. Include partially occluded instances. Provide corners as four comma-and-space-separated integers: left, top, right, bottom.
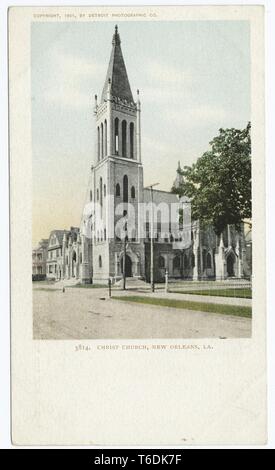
33, 286, 252, 340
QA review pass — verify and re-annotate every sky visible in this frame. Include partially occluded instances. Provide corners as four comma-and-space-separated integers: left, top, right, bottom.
32, 20, 250, 246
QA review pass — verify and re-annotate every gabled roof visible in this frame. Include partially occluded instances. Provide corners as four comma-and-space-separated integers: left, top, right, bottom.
48, 227, 80, 247
49, 230, 68, 246
101, 25, 134, 104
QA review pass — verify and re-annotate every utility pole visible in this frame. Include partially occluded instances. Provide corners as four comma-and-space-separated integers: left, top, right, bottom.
165, 269, 169, 293
179, 197, 192, 281
108, 277, 112, 298
145, 183, 159, 293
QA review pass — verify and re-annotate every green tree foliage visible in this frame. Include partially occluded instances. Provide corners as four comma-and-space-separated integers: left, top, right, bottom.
172, 123, 251, 235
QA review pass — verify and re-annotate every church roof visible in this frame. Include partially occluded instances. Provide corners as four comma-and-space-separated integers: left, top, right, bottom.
101, 25, 134, 104
143, 188, 178, 205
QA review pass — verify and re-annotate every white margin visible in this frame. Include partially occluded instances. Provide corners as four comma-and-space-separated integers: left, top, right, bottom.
0, 0, 274, 450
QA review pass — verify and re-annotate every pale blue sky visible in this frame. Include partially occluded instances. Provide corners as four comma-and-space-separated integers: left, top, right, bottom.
32, 21, 250, 244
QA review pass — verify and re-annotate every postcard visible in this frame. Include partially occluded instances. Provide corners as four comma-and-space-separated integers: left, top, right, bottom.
9, 5, 266, 445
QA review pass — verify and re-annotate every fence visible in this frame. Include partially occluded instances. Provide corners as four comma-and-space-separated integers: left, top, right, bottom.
39, 273, 252, 301
165, 275, 252, 299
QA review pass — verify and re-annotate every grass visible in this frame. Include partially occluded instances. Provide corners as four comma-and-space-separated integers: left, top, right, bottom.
32, 280, 55, 285
171, 288, 252, 299
69, 283, 107, 289
112, 295, 252, 318
168, 281, 239, 287
34, 283, 107, 290
35, 287, 61, 292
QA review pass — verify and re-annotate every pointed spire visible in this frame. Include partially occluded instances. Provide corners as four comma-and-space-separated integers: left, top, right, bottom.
173, 161, 184, 189
94, 94, 98, 115
107, 78, 111, 99
112, 25, 121, 46
101, 25, 133, 103
136, 89, 141, 111
227, 224, 231, 248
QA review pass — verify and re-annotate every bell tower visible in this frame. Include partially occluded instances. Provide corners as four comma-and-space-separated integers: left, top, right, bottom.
94, 25, 141, 162
89, 25, 145, 282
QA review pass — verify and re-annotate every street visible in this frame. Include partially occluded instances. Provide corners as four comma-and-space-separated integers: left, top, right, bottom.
33, 285, 252, 340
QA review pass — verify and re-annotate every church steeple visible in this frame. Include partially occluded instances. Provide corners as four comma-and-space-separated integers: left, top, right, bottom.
94, 25, 140, 163
101, 25, 134, 104
173, 161, 184, 189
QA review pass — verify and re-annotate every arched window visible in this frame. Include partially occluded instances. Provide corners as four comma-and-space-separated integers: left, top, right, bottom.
104, 228, 106, 241
66, 256, 68, 265
207, 252, 212, 269
173, 256, 180, 270
97, 126, 100, 161
122, 120, 127, 158
114, 117, 119, 154
104, 184, 106, 197
157, 210, 162, 239
100, 178, 103, 218
131, 186, 135, 199
100, 123, 103, 159
184, 253, 188, 269
104, 119, 107, 156
90, 190, 92, 202
97, 189, 99, 201
116, 183, 120, 197
130, 122, 134, 158
100, 178, 103, 205
99, 255, 102, 268
158, 256, 165, 268
80, 253, 82, 264
202, 249, 207, 270
123, 175, 128, 203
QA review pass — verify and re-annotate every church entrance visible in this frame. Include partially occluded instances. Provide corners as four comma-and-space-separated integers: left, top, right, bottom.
121, 254, 132, 277
226, 253, 235, 277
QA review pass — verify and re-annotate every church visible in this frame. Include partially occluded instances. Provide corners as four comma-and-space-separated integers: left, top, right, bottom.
45, 26, 251, 284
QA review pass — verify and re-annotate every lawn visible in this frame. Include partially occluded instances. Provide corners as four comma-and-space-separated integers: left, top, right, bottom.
70, 283, 107, 289
171, 288, 252, 299
35, 287, 61, 292
112, 295, 252, 318
32, 280, 55, 285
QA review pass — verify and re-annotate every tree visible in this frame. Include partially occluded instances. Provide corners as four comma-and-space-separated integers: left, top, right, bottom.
172, 123, 251, 235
